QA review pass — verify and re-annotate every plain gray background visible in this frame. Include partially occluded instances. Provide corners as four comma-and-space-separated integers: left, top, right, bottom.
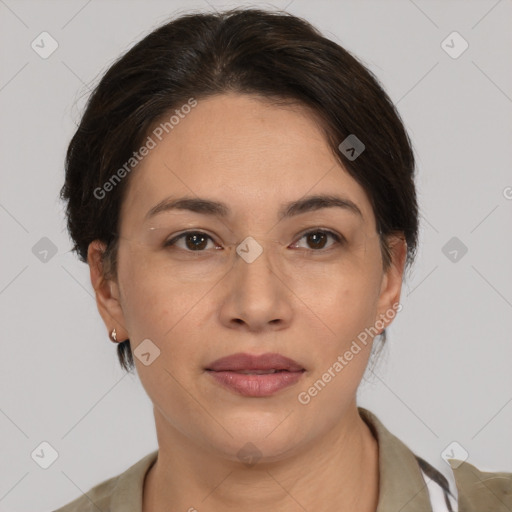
1, 0, 511, 510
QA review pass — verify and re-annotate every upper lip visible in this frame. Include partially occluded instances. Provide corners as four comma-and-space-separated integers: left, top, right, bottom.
205, 352, 305, 372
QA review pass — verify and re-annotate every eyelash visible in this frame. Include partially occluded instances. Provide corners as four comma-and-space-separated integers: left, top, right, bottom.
163, 228, 345, 252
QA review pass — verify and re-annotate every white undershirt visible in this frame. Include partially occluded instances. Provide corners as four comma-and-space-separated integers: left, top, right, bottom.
420, 467, 458, 512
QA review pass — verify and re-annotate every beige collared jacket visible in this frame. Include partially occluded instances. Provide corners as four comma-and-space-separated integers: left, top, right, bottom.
53, 407, 512, 511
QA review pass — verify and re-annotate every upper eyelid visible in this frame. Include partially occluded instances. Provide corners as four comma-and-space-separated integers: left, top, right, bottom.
166, 228, 343, 248
291, 229, 343, 248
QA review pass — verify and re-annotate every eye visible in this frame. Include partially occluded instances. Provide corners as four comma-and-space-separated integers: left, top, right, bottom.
290, 229, 344, 251
164, 231, 220, 251
164, 229, 344, 252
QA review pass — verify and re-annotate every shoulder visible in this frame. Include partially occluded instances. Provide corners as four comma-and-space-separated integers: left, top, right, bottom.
449, 459, 512, 512
358, 407, 512, 511
52, 450, 158, 512
53, 475, 119, 512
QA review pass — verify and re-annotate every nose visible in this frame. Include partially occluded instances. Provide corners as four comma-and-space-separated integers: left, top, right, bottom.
218, 236, 293, 333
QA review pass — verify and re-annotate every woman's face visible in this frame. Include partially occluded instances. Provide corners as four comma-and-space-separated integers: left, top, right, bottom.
90, 92, 405, 461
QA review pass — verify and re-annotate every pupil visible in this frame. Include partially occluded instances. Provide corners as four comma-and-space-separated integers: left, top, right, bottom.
308, 232, 326, 249
186, 233, 207, 250
183, 232, 327, 251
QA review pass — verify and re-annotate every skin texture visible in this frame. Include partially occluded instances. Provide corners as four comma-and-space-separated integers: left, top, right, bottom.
88, 92, 406, 512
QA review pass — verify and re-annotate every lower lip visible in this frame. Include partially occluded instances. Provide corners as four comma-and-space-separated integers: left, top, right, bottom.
206, 370, 305, 397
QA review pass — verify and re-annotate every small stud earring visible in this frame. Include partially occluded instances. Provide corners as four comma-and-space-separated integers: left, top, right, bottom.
110, 328, 118, 342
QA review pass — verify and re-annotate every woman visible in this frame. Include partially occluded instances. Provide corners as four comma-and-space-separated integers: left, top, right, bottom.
55, 7, 511, 512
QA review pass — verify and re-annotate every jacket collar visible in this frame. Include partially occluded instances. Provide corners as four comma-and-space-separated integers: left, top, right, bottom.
358, 407, 433, 511
111, 448, 158, 511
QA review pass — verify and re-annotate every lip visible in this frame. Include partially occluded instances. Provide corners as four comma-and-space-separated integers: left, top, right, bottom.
205, 352, 306, 397
207, 370, 305, 397
205, 352, 305, 372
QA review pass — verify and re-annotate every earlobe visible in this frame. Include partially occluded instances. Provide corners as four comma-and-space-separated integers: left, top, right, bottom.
87, 240, 129, 342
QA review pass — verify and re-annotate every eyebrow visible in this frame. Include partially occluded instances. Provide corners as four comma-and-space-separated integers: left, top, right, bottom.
145, 194, 363, 222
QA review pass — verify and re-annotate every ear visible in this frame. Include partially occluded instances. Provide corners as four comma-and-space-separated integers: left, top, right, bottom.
87, 240, 129, 341
375, 234, 407, 330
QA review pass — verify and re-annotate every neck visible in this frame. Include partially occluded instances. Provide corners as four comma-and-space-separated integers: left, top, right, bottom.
143, 406, 379, 512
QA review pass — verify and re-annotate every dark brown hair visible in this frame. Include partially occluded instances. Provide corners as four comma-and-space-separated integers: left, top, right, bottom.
60, 7, 418, 373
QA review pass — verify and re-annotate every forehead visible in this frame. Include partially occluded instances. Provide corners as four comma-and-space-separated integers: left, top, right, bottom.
120, 93, 375, 229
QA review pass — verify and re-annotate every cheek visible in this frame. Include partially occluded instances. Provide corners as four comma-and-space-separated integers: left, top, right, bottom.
118, 257, 206, 406
116, 247, 180, 337
310, 286, 378, 388
117, 250, 217, 362
296, 278, 379, 414
297, 250, 383, 394
118, 233, 383, 346
302, 263, 382, 341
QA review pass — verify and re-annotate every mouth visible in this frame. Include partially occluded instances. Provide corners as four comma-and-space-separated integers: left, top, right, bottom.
205, 369, 305, 397
205, 352, 305, 373
205, 353, 306, 397
205, 368, 305, 375
224, 369, 296, 374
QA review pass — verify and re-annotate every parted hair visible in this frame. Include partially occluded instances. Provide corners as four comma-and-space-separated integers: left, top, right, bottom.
60, 7, 419, 372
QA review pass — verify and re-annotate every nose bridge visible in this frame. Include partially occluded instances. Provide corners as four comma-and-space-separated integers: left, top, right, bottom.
236, 235, 267, 265
218, 232, 293, 331
234, 234, 277, 283
228, 234, 285, 311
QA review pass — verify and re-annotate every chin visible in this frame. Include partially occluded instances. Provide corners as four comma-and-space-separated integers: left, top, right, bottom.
210, 416, 305, 457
